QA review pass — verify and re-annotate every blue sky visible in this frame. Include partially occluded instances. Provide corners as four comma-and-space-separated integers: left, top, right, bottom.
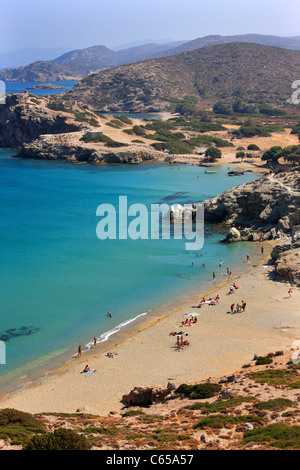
0, 0, 299, 53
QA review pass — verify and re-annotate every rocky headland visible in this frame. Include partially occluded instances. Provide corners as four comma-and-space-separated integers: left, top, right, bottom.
203, 170, 300, 284
0, 93, 81, 147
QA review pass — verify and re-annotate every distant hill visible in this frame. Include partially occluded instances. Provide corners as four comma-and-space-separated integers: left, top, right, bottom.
0, 61, 81, 82
1, 34, 300, 83
0, 41, 185, 82
149, 34, 300, 59
0, 47, 71, 69
52, 45, 119, 74
62, 43, 300, 112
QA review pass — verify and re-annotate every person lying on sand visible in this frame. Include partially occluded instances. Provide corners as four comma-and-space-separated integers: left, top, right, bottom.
105, 352, 118, 358
81, 365, 97, 373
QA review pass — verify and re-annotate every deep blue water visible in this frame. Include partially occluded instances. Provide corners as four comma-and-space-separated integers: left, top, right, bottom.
0, 149, 261, 389
4, 81, 78, 96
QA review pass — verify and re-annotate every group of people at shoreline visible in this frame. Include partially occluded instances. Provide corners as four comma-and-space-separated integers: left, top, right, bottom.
77, 311, 116, 372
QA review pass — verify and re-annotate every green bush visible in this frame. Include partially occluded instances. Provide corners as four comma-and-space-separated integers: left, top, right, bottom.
185, 396, 252, 413
79, 133, 127, 148
151, 141, 193, 154
236, 151, 246, 159
185, 122, 225, 133
233, 124, 271, 138
193, 414, 261, 430
0, 409, 46, 446
248, 144, 260, 150
213, 101, 233, 115
259, 107, 286, 116
254, 398, 294, 411
187, 136, 233, 148
250, 369, 298, 385
255, 356, 273, 366
122, 410, 145, 418
242, 424, 300, 450
176, 382, 221, 399
25, 428, 92, 450
205, 147, 222, 161
114, 115, 132, 125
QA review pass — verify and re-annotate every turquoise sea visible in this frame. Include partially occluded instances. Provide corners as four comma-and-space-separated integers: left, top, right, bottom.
4, 81, 78, 96
0, 149, 261, 392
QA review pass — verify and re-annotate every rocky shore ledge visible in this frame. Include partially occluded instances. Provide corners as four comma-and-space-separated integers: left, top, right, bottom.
17, 135, 165, 165
203, 169, 300, 284
0, 93, 168, 164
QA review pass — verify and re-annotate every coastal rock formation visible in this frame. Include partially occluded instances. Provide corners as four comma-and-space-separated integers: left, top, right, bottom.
203, 171, 300, 233
275, 248, 300, 285
17, 137, 164, 165
122, 386, 174, 407
223, 227, 241, 243
0, 94, 80, 147
203, 169, 300, 284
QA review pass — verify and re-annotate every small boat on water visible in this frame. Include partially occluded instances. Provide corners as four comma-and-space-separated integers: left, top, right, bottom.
227, 170, 244, 176
205, 170, 217, 174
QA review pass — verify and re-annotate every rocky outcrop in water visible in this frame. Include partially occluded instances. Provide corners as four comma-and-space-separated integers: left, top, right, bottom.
203, 170, 300, 235
203, 169, 300, 283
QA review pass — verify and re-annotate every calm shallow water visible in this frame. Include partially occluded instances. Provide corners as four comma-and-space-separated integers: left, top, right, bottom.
0, 149, 261, 388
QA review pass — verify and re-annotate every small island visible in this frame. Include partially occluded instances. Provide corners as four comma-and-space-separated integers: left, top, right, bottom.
27, 83, 66, 90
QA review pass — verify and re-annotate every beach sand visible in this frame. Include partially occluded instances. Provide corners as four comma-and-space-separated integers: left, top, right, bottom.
0, 242, 299, 416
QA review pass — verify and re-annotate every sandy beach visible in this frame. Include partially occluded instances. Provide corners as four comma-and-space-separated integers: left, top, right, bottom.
1, 242, 299, 417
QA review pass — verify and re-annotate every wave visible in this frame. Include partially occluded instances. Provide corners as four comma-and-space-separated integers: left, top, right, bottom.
84, 310, 150, 351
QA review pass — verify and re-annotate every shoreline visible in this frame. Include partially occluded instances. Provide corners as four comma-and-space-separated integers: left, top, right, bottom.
1, 240, 299, 416
0, 237, 260, 400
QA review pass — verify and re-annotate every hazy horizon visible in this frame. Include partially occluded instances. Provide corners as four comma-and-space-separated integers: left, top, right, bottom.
0, 0, 299, 55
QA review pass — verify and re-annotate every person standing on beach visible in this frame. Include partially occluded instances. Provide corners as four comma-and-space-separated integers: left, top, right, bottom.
212, 272, 216, 280
261, 246, 264, 254
231, 303, 235, 314
78, 345, 82, 357
288, 288, 293, 297
247, 254, 250, 261
242, 301, 246, 312
94, 337, 97, 347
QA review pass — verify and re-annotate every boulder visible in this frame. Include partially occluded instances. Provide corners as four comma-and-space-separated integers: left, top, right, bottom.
223, 227, 241, 243
248, 232, 260, 242
122, 386, 171, 407
275, 247, 300, 285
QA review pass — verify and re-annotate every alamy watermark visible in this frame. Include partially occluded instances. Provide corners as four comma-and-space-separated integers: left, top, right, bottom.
96, 197, 204, 251
0, 341, 6, 364
0, 80, 6, 105
288, 80, 300, 105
